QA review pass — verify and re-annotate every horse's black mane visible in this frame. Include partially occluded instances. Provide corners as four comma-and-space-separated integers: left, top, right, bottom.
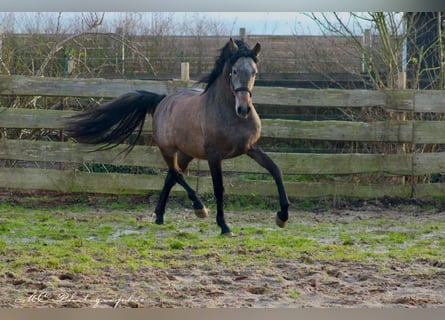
200, 39, 259, 92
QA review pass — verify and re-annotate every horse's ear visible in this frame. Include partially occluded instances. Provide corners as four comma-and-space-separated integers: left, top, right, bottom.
252, 43, 261, 56
229, 38, 239, 53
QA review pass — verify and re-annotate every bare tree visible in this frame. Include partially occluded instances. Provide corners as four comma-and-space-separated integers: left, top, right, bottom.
303, 12, 444, 90
301, 12, 445, 185
35, 13, 105, 77
405, 12, 445, 90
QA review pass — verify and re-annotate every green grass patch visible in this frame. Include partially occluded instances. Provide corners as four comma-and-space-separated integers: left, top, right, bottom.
1, 198, 445, 278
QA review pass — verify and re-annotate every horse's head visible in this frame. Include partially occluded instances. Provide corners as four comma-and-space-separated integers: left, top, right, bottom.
227, 39, 261, 119
200, 38, 261, 119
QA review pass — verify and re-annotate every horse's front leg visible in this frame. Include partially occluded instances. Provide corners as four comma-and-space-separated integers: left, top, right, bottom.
207, 155, 233, 236
247, 145, 289, 227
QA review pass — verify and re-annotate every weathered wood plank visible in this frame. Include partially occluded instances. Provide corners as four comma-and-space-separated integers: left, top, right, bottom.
0, 167, 173, 194
261, 119, 414, 142
413, 121, 445, 144
413, 183, 445, 199
255, 87, 414, 111
0, 107, 150, 130
0, 108, 416, 142
224, 152, 413, 175
0, 107, 77, 129
285, 182, 412, 199
414, 91, 445, 113
383, 90, 414, 112
0, 167, 412, 198
198, 175, 411, 198
0, 75, 186, 98
0, 139, 414, 175
413, 152, 445, 175
0, 75, 417, 110
254, 87, 385, 107
0, 139, 165, 168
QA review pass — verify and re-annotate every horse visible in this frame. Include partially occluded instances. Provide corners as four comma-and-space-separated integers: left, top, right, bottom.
65, 38, 289, 236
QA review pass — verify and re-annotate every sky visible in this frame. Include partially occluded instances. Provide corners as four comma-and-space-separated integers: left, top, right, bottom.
202, 12, 376, 35
188, 12, 326, 35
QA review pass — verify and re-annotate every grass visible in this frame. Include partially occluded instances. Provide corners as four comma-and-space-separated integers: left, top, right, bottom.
1, 195, 445, 278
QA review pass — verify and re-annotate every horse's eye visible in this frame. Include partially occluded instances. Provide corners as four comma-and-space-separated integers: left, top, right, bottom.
232, 69, 237, 75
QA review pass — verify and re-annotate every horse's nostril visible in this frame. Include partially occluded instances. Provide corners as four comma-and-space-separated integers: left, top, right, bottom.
237, 106, 250, 117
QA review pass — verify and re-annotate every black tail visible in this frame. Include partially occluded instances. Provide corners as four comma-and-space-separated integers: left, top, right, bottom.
65, 90, 166, 154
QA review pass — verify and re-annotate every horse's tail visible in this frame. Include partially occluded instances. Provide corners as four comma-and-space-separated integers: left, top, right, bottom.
65, 90, 166, 154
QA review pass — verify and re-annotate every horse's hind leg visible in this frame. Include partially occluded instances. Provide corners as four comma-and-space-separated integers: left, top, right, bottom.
154, 170, 176, 224
177, 152, 208, 218
155, 150, 207, 224
154, 150, 180, 224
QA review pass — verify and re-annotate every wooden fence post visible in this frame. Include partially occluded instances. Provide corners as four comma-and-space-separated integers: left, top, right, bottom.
397, 71, 408, 186
0, 27, 10, 75
362, 29, 372, 74
398, 71, 406, 90
181, 62, 190, 82
0, 26, 3, 73
0, 26, 2, 58
239, 27, 246, 39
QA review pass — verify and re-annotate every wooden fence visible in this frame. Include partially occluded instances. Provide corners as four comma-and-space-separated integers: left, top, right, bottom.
1, 75, 445, 200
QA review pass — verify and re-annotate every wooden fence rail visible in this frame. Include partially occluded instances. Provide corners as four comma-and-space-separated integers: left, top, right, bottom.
1, 75, 445, 200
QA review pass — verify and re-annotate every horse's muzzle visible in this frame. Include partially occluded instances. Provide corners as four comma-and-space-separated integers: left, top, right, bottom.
236, 105, 251, 118
234, 90, 253, 119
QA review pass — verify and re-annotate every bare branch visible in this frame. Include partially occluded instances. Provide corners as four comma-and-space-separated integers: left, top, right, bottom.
35, 13, 106, 77
81, 12, 105, 31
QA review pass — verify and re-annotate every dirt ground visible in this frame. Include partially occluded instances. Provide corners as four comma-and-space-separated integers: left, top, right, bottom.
2, 196, 445, 308
5, 253, 445, 308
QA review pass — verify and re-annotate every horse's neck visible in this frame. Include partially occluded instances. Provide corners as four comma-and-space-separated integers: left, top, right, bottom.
204, 75, 234, 109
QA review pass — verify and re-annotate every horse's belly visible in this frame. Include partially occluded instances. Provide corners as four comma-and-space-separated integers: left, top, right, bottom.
176, 136, 207, 159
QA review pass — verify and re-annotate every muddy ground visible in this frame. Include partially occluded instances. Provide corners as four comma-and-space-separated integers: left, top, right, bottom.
1, 195, 445, 308
5, 252, 445, 308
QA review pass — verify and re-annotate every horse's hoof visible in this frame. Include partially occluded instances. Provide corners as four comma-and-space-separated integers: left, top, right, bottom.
194, 207, 209, 218
221, 231, 236, 237
276, 214, 287, 228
